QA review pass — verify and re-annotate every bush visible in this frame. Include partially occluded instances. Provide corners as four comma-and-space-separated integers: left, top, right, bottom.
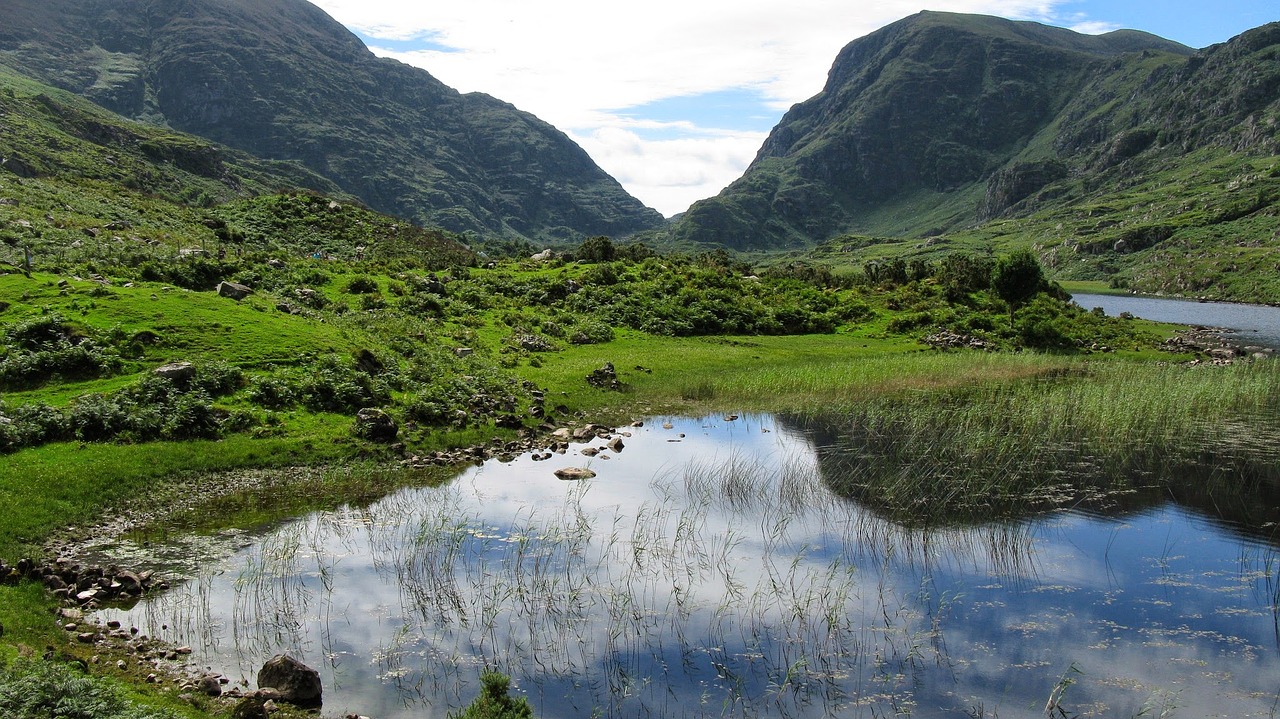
0, 315, 124, 389
345, 275, 379, 294
450, 672, 533, 719
0, 658, 181, 719
566, 320, 614, 345
248, 375, 298, 409
300, 355, 391, 414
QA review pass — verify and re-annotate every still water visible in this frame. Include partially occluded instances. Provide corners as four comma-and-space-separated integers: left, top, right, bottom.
98, 415, 1280, 718
1073, 293, 1280, 349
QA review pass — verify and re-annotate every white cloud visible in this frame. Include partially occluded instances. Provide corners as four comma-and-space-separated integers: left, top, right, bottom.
311, 0, 1081, 217
572, 126, 770, 216
1070, 20, 1124, 35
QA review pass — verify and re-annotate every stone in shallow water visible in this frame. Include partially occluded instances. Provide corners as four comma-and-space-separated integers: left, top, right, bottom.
554, 467, 596, 481
256, 654, 322, 708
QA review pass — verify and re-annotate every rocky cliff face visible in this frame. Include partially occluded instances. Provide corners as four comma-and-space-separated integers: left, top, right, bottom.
0, 0, 663, 242
670, 11, 1203, 249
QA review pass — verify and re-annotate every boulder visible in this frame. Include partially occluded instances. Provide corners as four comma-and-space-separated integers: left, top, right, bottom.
354, 408, 398, 443
256, 654, 322, 708
198, 674, 223, 697
232, 696, 270, 719
154, 362, 195, 382
555, 467, 597, 481
216, 281, 253, 300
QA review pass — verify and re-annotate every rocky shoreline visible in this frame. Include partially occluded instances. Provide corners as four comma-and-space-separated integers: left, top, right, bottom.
1162, 325, 1275, 364
8, 416, 642, 719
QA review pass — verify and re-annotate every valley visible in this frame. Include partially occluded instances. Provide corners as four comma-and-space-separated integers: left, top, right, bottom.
0, 3, 1278, 718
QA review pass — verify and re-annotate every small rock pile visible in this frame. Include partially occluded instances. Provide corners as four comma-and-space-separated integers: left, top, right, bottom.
1163, 327, 1274, 364
586, 362, 625, 391
398, 422, 640, 474
0, 557, 164, 606
922, 331, 990, 350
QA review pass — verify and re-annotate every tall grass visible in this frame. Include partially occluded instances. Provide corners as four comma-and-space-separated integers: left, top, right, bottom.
806, 361, 1280, 524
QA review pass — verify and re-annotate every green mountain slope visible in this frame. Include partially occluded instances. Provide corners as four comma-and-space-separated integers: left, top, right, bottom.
0, 0, 664, 244
669, 13, 1280, 302
0, 63, 472, 274
671, 11, 1197, 249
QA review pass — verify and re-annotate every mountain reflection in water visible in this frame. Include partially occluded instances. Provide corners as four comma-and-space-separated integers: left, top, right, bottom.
96, 414, 1280, 719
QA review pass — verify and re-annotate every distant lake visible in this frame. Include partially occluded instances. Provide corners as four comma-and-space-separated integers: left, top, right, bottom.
1073, 293, 1280, 349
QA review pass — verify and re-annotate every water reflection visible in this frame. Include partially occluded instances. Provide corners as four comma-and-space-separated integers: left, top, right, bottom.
96, 415, 1280, 718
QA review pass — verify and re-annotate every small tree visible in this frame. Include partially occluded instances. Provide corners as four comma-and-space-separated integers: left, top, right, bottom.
991, 249, 1045, 320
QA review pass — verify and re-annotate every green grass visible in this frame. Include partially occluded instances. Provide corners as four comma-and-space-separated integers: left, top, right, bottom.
0, 415, 354, 557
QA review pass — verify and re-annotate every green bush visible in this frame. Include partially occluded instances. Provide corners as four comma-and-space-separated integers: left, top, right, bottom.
0, 314, 123, 389
300, 355, 391, 414
345, 275, 379, 294
450, 672, 533, 719
0, 658, 179, 719
247, 375, 298, 409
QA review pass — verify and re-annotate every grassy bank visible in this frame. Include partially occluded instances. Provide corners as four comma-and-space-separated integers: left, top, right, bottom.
810, 360, 1280, 525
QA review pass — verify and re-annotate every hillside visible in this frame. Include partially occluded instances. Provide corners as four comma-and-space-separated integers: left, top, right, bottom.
0, 0, 664, 244
0, 64, 474, 276
668, 13, 1280, 302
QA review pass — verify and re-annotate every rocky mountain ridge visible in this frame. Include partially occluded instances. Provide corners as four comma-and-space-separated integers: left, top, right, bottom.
669, 11, 1279, 258
0, 0, 664, 244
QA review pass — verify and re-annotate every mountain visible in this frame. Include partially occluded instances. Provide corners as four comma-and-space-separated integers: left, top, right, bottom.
670, 12, 1280, 252
0, 63, 473, 273
0, 0, 664, 244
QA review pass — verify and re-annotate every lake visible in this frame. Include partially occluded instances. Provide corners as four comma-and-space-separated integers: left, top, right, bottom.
94, 414, 1280, 718
1073, 293, 1280, 349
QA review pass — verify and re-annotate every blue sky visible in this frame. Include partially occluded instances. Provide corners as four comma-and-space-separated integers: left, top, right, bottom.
310, 0, 1276, 217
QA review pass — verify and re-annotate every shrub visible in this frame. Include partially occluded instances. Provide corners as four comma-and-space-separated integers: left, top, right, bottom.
450, 672, 533, 719
299, 355, 391, 414
566, 320, 614, 345
991, 250, 1046, 319
247, 375, 298, 409
0, 658, 181, 719
345, 275, 379, 294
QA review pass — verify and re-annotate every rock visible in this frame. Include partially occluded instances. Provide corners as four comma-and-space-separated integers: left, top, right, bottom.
232, 696, 271, 719
555, 467, 597, 481
256, 654, 322, 708
606, 436, 625, 453
198, 674, 223, 697
454, 347, 474, 357
516, 334, 556, 352
216, 281, 253, 300
153, 362, 195, 382
586, 362, 624, 391
115, 570, 143, 592
530, 249, 555, 262
354, 408, 398, 443
580, 447, 600, 457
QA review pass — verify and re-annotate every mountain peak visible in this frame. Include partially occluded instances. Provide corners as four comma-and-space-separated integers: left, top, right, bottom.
671, 12, 1213, 249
